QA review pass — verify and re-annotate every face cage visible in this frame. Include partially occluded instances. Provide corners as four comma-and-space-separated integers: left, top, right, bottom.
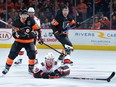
45, 58, 54, 66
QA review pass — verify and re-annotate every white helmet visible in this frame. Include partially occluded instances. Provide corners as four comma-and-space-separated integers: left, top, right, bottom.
28, 7, 35, 13
45, 52, 54, 60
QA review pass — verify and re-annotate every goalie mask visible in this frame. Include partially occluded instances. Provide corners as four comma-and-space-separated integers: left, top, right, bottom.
45, 52, 55, 69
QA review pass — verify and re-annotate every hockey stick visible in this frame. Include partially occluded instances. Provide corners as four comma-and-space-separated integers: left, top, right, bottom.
42, 42, 64, 55
64, 72, 115, 82
0, 19, 12, 27
0, 20, 9, 25
79, 16, 93, 25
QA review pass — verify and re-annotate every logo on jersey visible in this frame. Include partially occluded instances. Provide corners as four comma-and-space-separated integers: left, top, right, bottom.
0, 31, 12, 41
62, 21, 69, 29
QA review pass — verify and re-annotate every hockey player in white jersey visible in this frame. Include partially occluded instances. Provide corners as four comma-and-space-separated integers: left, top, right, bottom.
33, 52, 70, 79
14, 7, 42, 65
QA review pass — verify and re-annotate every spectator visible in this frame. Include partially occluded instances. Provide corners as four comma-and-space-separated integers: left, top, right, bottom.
77, 0, 88, 21
77, 0, 88, 28
91, 16, 101, 29
99, 13, 110, 29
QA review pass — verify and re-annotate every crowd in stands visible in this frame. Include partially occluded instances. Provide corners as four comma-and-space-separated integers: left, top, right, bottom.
0, 0, 116, 29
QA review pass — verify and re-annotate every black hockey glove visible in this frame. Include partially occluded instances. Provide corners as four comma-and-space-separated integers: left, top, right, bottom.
15, 31, 26, 38
15, 26, 31, 38
49, 72, 60, 79
54, 69, 62, 76
26, 31, 36, 39
42, 73, 50, 79
38, 38, 44, 45
33, 70, 49, 79
37, 29, 42, 40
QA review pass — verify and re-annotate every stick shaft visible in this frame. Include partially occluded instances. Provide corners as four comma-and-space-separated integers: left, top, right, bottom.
0, 20, 9, 25
43, 42, 62, 54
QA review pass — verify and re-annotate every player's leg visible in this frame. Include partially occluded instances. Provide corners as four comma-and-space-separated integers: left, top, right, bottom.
60, 65, 70, 77
2, 42, 22, 74
14, 48, 25, 65
25, 42, 36, 73
35, 46, 38, 64
55, 35, 73, 61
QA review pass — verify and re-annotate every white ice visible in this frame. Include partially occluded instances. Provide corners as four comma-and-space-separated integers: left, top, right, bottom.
0, 48, 116, 87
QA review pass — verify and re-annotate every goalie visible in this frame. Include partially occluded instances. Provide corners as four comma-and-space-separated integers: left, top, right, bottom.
33, 52, 70, 79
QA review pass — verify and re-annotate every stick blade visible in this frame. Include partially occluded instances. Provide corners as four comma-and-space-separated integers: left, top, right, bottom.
107, 72, 115, 82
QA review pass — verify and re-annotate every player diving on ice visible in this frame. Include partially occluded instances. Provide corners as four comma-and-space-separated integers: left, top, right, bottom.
33, 52, 70, 79
14, 7, 42, 65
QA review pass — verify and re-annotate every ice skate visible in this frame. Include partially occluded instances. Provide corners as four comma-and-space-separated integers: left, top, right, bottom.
28, 65, 34, 74
2, 65, 10, 75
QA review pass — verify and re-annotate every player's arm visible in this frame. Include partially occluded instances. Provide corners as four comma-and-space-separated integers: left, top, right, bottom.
49, 65, 70, 79
64, 16, 76, 31
35, 18, 42, 40
33, 68, 50, 79
69, 19, 76, 28
12, 21, 26, 39
50, 15, 60, 33
31, 17, 42, 40
33, 65, 50, 79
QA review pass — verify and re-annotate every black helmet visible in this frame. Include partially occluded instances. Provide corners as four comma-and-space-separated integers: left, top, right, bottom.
61, 5, 69, 11
20, 9, 28, 15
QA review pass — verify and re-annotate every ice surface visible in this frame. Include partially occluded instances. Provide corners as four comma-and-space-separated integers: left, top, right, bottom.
0, 48, 116, 87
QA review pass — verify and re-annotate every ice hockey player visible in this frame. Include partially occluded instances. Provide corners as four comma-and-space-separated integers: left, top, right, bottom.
14, 7, 42, 65
33, 52, 70, 79
50, 5, 76, 63
2, 9, 41, 75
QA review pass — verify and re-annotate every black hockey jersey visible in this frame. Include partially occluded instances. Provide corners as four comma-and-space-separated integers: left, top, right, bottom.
12, 17, 38, 43
51, 12, 76, 33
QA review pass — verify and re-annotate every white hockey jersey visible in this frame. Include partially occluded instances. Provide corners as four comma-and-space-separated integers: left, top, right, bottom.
34, 61, 60, 73
33, 16, 41, 28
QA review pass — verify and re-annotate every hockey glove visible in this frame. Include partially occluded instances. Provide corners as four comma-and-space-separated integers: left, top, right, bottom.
42, 73, 50, 79
38, 38, 44, 45
15, 31, 26, 38
48, 72, 60, 79
37, 29, 42, 40
33, 70, 49, 78
25, 31, 36, 39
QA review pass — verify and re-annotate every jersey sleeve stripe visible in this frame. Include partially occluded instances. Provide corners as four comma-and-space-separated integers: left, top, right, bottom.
69, 20, 76, 26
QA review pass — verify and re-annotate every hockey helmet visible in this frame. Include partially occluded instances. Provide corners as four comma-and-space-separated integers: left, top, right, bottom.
20, 9, 28, 14
28, 7, 35, 13
45, 52, 55, 66
45, 52, 54, 60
